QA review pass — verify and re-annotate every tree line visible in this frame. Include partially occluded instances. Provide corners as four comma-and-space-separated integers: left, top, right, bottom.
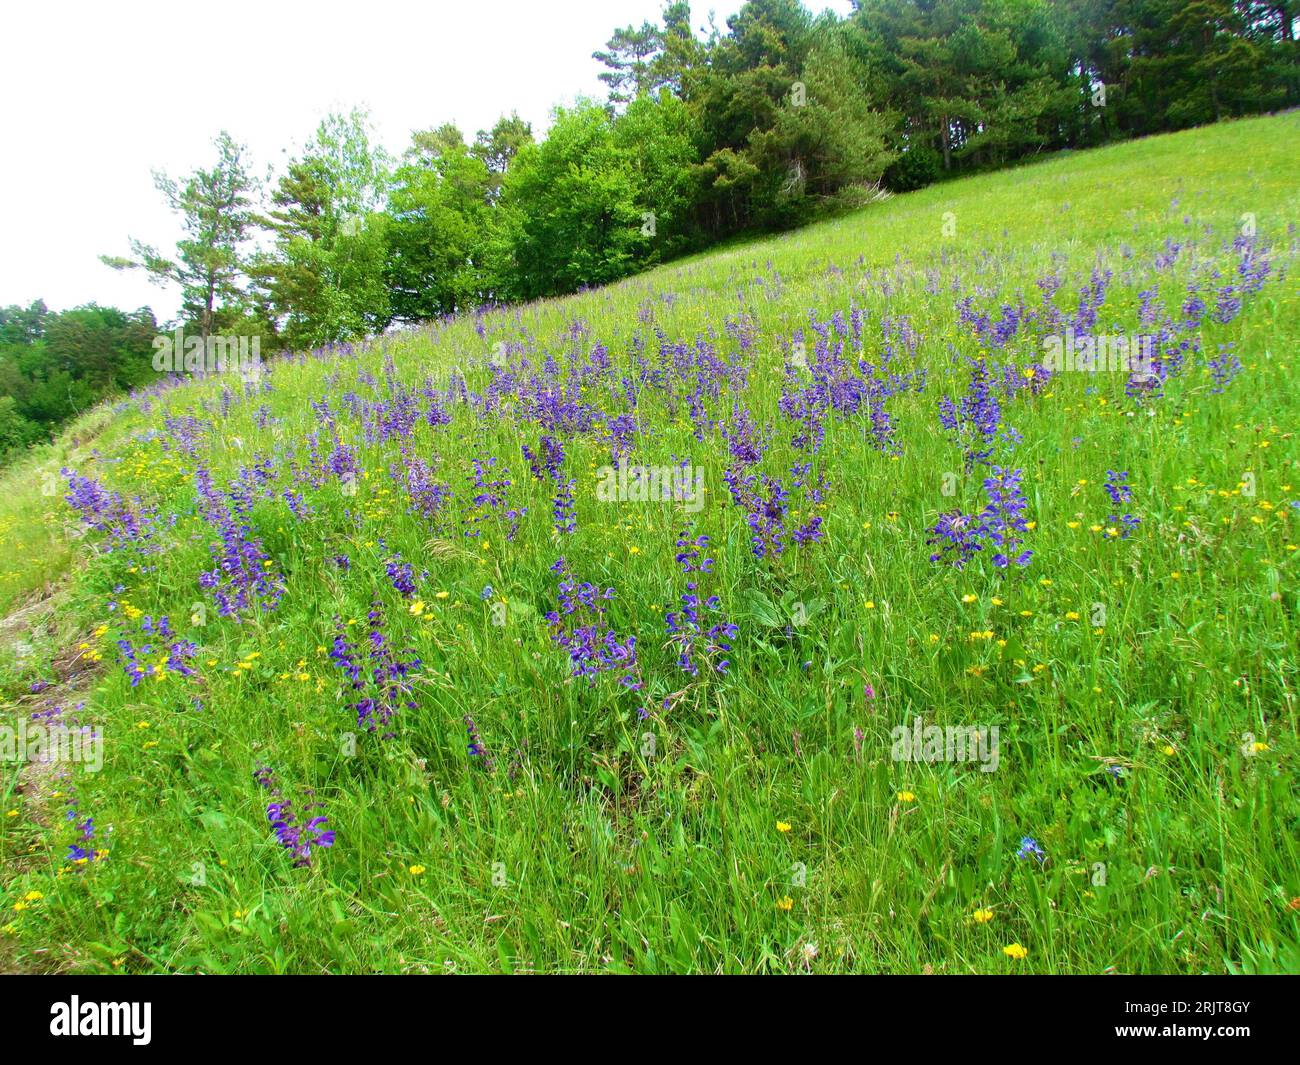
2, 0, 1295, 460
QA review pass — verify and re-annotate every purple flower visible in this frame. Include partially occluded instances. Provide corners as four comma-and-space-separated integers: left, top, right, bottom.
254, 765, 335, 867
938, 360, 1002, 472
979, 466, 1033, 568
666, 529, 736, 675
546, 559, 639, 687
384, 550, 418, 598
331, 602, 421, 737
1103, 470, 1139, 539
927, 510, 984, 569
464, 715, 495, 772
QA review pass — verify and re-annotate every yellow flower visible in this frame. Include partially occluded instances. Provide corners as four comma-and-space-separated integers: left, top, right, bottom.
1003, 943, 1028, 959
776, 821, 792, 833
1162, 745, 1176, 757
1252, 742, 1269, 753
435, 591, 450, 600
23, 891, 42, 902
409, 865, 426, 876
628, 546, 640, 555
973, 908, 994, 924
4, 810, 17, 818
1065, 611, 1081, 621
776, 896, 794, 912
896, 790, 916, 803
961, 593, 977, 603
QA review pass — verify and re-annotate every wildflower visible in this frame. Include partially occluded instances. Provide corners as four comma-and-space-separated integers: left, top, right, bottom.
776, 896, 794, 912
465, 716, 495, 772
665, 529, 735, 675
1102, 470, 1139, 539
331, 603, 420, 738
938, 359, 1002, 471
409, 865, 426, 876
546, 558, 639, 688
979, 467, 1032, 568
1016, 837, 1046, 862
254, 765, 334, 867
973, 908, 994, 924
776, 821, 792, 834
192, 466, 285, 617
927, 510, 983, 569
896, 791, 916, 803
383, 550, 418, 598
1002, 943, 1028, 959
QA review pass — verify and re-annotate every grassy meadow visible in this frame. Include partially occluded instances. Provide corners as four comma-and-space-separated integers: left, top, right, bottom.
1, 112, 1298, 974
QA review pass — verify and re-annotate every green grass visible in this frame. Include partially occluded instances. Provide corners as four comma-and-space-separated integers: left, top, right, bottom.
1, 113, 1298, 974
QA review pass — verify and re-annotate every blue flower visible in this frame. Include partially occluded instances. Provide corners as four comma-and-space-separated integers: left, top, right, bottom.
1016, 836, 1046, 862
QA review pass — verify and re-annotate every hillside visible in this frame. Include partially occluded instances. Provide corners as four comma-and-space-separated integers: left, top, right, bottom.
1, 112, 1298, 974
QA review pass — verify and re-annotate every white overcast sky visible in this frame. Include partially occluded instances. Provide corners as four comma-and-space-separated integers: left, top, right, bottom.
1, 0, 852, 323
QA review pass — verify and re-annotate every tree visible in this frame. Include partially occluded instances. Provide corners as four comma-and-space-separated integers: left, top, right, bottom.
594, 21, 665, 105
0, 301, 157, 460
502, 101, 645, 299
253, 110, 392, 348
748, 21, 895, 217
614, 91, 703, 259
101, 132, 259, 338
471, 113, 534, 203
45, 305, 158, 392
386, 125, 496, 320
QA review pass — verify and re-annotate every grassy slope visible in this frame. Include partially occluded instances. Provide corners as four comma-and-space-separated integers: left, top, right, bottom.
1, 113, 1298, 973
